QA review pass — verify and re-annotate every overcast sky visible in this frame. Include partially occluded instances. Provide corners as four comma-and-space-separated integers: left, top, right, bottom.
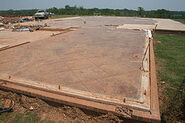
0, 0, 185, 11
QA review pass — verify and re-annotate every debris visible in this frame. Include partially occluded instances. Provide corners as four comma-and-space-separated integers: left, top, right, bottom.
20, 95, 43, 111
19, 20, 24, 23
115, 107, 132, 118
29, 106, 34, 110
49, 27, 79, 37
12, 26, 30, 32
117, 24, 155, 30
161, 81, 165, 84
0, 99, 14, 113
40, 27, 79, 32
44, 23, 48, 27
1, 16, 34, 25
0, 107, 12, 113
0, 27, 5, 31
0, 45, 9, 51
4, 99, 12, 108
0, 22, 4, 26
147, 30, 152, 39
0, 16, 3, 20
22, 16, 34, 21
105, 24, 118, 27
50, 31, 68, 37
11, 24, 49, 32
0, 42, 30, 51
1, 17, 21, 24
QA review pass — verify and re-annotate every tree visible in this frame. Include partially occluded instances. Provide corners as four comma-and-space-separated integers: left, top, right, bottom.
65, 5, 70, 10
138, 7, 145, 17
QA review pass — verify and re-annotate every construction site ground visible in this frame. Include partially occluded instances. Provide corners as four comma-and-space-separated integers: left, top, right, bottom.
0, 16, 185, 122
0, 89, 124, 122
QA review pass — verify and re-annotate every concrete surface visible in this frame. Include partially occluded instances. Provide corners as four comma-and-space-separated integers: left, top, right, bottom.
0, 16, 154, 102
0, 30, 60, 47
0, 16, 164, 121
153, 18, 185, 31
117, 24, 156, 30
23, 16, 156, 29
0, 27, 146, 101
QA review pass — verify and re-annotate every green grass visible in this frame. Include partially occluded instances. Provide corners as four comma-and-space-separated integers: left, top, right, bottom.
154, 33, 185, 122
51, 15, 77, 19
0, 113, 11, 122
11, 112, 40, 123
154, 34, 185, 89
0, 112, 55, 123
174, 19, 185, 24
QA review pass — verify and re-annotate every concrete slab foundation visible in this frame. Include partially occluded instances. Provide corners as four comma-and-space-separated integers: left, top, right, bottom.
0, 16, 160, 122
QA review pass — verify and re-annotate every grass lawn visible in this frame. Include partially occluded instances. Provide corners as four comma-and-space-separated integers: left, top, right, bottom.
51, 15, 78, 19
154, 33, 185, 122
174, 19, 185, 24
0, 111, 54, 123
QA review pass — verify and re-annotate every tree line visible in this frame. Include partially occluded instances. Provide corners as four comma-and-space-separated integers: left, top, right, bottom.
0, 5, 185, 19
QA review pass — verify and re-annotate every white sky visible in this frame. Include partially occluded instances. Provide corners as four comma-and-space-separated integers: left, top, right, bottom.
0, 0, 185, 11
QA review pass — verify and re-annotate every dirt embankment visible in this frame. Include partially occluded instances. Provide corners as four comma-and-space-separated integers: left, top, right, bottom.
0, 89, 126, 122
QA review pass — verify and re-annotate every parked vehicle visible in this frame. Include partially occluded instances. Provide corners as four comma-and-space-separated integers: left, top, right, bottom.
35, 10, 49, 19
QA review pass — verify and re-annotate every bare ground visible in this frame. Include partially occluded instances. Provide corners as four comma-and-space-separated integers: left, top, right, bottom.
0, 89, 130, 123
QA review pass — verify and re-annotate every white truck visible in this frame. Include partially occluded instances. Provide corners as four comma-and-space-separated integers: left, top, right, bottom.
34, 10, 49, 20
